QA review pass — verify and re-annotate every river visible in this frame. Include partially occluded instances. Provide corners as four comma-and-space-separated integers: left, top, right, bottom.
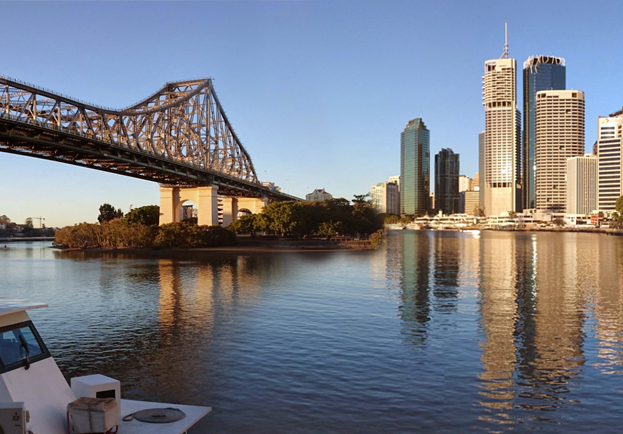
1, 231, 623, 433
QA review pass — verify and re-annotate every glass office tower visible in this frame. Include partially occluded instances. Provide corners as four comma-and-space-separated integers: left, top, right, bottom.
400, 118, 430, 216
435, 148, 460, 214
523, 56, 566, 209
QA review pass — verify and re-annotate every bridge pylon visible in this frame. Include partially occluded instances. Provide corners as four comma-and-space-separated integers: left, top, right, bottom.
159, 186, 267, 226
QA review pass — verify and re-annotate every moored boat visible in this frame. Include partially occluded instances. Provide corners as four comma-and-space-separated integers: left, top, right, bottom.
0, 299, 211, 433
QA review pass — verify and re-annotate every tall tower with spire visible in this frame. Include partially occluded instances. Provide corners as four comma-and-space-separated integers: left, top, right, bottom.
482, 24, 521, 216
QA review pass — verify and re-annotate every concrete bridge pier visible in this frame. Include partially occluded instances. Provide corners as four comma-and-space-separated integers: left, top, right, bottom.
159, 186, 220, 226
220, 197, 238, 227
237, 197, 268, 215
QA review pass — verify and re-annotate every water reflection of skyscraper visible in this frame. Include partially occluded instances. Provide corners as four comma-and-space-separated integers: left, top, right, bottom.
477, 233, 518, 423
432, 232, 460, 314
516, 234, 585, 414
594, 238, 623, 374
396, 231, 465, 346
398, 232, 431, 346
477, 233, 588, 427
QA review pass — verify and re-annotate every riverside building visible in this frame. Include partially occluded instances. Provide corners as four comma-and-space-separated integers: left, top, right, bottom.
400, 118, 430, 215
534, 90, 585, 212
371, 180, 400, 215
435, 148, 460, 214
523, 56, 566, 210
597, 111, 623, 212
482, 25, 521, 216
567, 154, 597, 215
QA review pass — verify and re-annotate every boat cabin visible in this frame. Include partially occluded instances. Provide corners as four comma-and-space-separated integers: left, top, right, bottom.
0, 299, 210, 434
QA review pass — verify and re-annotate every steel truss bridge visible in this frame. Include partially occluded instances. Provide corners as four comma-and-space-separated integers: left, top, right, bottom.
0, 75, 297, 200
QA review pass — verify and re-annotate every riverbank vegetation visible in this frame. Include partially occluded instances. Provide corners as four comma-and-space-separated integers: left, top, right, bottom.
56, 204, 236, 249
228, 196, 383, 239
56, 197, 385, 250
55, 220, 236, 249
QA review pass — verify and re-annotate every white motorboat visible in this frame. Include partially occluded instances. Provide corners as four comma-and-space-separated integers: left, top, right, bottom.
0, 299, 211, 434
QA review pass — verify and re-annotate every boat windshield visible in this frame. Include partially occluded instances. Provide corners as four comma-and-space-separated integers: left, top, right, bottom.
0, 321, 50, 373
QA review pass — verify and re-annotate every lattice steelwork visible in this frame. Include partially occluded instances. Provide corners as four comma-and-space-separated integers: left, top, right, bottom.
0, 76, 270, 194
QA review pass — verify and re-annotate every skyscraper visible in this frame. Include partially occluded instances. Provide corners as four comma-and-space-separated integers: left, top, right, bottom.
482, 27, 521, 216
523, 56, 566, 209
534, 90, 585, 212
597, 111, 623, 212
435, 148, 460, 214
400, 118, 430, 216
567, 155, 597, 215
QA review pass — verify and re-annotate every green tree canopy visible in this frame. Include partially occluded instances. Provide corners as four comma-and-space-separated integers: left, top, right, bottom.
124, 205, 160, 226
378, 213, 400, 224
98, 204, 124, 223
352, 193, 370, 205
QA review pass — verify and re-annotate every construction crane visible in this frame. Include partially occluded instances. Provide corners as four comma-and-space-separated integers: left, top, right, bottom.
31, 217, 45, 229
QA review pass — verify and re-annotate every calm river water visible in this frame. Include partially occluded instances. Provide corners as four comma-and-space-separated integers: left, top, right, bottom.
2, 231, 623, 433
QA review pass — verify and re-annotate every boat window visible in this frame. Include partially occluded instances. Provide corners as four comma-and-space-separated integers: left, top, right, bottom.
0, 321, 50, 373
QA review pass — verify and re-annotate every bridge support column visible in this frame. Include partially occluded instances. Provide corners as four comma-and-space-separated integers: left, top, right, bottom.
159, 186, 180, 225
159, 185, 220, 226
237, 197, 268, 215
221, 197, 238, 226
197, 186, 219, 226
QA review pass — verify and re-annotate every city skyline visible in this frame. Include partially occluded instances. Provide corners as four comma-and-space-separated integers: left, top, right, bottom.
1, 1, 622, 226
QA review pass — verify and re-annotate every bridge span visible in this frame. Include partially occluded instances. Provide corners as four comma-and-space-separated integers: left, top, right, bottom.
0, 75, 298, 225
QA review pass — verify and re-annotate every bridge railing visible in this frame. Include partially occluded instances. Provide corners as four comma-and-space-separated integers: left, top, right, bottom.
0, 75, 118, 112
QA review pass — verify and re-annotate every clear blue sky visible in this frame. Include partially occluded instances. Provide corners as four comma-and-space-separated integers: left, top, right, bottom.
1, 1, 621, 227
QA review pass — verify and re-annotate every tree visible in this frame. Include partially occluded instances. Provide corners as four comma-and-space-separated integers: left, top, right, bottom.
553, 218, 565, 227
317, 221, 342, 239
472, 206, 485, 217
98, 204, 124, 223
24, 217, 33, 228
352, 193, 370, 205
0, 215, 10, 225
262, 201, 302, 237
124, 205, 160, 226
616, 195, 623, 215
229, 214, 268, 238
379, 214, 400, 224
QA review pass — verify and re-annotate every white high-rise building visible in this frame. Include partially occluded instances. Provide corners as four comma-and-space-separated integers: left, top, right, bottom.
458, 175, 472, 193
388, 175, 400, 189
567, 154, 597, 215
597, 111, 623, 212
371, 181, 400, 215
535, 90, 585, 212
482, 27, 521, 216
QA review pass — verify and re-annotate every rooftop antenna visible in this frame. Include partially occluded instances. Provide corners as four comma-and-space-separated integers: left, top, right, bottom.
501, 23, 509, 59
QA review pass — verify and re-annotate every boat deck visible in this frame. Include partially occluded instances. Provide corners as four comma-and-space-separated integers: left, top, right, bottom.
119, 399, 211, 434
